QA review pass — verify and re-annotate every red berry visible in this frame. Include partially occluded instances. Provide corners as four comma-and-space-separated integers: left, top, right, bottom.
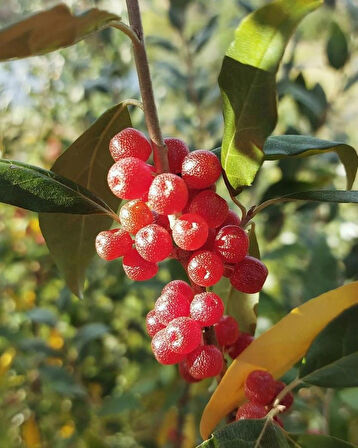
152, 212, 171, 232
162, 280, 194, 303
165, 137, 189, 173
245, 370, 277, 405
227, 333, 254, 359
273, 381, 294, 411
188, 190, 228, 228
166, 317, 202, 354
107, 157, 153, 200
155, 293, 190, 326
220, 210, 241, 228
187, 251, 224, 287
214, 225, 249, 263
214, 315, 239, 346
172, 213, 209, 251
135, 224, 172, 262
148, 173, 188, 215
109, 128, 152, 162
186, 345, 223, 379
181, 150, 221, 189
178, 360, 200, 383
95, 228, 132, 260
190, 292, 224, 326
230, 256, 268, 294
122, 248, 158, 281
235, 402, 267, 421
151, 329, 185, 365
200, 228, 217, 251
119, 200, 154, 234
223, 264, 235, 278
146, 310, 165, 337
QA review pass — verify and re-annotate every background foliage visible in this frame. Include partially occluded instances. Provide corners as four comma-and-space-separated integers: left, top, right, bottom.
0, 0, 358, 446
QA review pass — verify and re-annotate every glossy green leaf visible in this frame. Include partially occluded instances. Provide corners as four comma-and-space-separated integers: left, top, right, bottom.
266, 190, 358, 205
264, 135, 358, 189
300, 304, 358, 387
288, 433, 356, 447
0, 159, 113, 215
0, 4, 119, 61
39, 103, 131, 299
326, 22, 349, 70
219, 0, 322, 191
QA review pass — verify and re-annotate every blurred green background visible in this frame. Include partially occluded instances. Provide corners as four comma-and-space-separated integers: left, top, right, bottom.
1, 0, 358, 446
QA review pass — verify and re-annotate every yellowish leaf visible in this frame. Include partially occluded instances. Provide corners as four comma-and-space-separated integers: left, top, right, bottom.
0, 347, 16, 376
22, 415, 42, 448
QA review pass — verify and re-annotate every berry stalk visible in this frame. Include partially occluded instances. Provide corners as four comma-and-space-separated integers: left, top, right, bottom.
125, 0, 169, 173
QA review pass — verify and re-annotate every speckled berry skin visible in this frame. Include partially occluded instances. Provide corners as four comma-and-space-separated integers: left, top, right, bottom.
220, 210, 241, 228
109, 128, 152, 162
190, 292, 224, 326
172, 213, 209, 251
188, 190, 228, 228
230, 256, 268, 294
135, 224, 173, 262
166, 317, 202, 354
227, 332, 254, 359
162, 280, 194, 303
148, 173, 188, 215
145, 310, 165, 337
214, 225, 249, 263
122, 248, 158, 281
151, 329, 185, 365
119, 200, 154, 234
165, 137, 189, 173
155, 293, 190, 325
186, 345, 223, 379
187, 251, 224, 287
245, 370, 277, 405
235, 402, 267, 421
107, 157, 153, 200
95, 229, 132, 261
178, 360, 200, 383
181, 150, 221, 189
273, 381, 294, 411
214, 315, 239, 347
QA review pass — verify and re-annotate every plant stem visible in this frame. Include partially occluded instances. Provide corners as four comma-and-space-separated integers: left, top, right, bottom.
273, 377, 302, 408
125, 0, 169, 173
222, 170, 247, 221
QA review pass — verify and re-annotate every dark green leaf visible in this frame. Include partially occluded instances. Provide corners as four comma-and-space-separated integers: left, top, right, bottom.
219, 0, 321, 191
326, 22, 349, 70
26, 308, 57, 327
270, 190, 358, 205
168, 0, 191, 30
264, 135, 358, 189
0, 4, 119, 61
288, 433, 356, 447
98, 393, 139, 417
75, 323, 109, 352
191, 16, 218, 53
40, 365, 86, 397
39, 103, 131, 299
248, 224, 260, 259
0, 159, 112, 215
300, 304, 358, 387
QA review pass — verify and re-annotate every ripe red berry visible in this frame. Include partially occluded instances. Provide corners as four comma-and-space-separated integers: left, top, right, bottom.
107, 157, 153, 200
135, 224, 173, 262
122, 248, 158, 281
186, 345, 223, 379
200, 228, 217, 251
119, 200, 154, 234
155, 293, 190, 326
166, 317, 202, 354
162, 280, 194, 303
220, 210, 241, 228
245, 370, 277, 405
178, 360, 200, 383
146, 310, 165, 337
188, 190, 228, 228
214, 315, 239, 346
152, 211, 171, 232
214, 225, 249, 263
230, 256, 268, 294
109, 128, 152, 162
273, 381, 294, 411
190, 292, 224, 326
187, 251, 224, 287
227, 332, 254, 359
95, 228, 132, 261
172, 213, 209, 251
181, 150, 221, 189
151, 329, 185, 365
148, 173, 188, 215
165, 137, 189, 173
235, 402, 267, 421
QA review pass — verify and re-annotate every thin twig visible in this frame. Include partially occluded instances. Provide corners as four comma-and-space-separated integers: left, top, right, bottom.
273, 377, 302, 408
222, 170, 247, 221
122, 98, 144, 111
111, 21, 141, 46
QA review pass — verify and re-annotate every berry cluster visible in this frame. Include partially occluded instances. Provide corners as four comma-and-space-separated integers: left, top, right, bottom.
236, 370, 294, 427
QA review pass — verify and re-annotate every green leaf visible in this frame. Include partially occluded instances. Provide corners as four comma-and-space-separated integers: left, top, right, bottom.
197, 419, 289, 448
75, 323, 109, 352
0, 159, 113, 215
40, 365, 86, 397
288, 433, 356, 447
39, 103, 131, 299
268, 190, 358, 205
339, 388, 358, 411
219, 0, 322, 191
98, 393, 139, 417
326, 22, 349, 70
0, 4, 119, 61
299, 304, 358, 387
264, 135, 358, 189
26, 308, 57, 327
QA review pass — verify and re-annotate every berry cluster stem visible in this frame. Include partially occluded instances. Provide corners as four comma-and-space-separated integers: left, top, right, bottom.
125, 0, 169, 173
